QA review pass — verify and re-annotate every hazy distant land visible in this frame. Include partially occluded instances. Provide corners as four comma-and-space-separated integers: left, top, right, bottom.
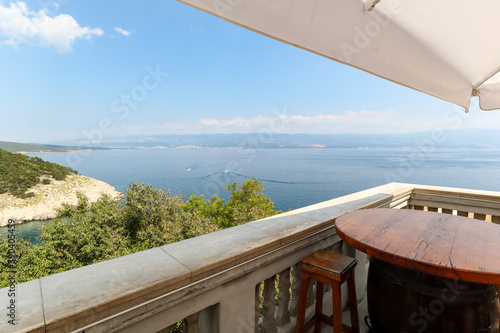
0, 141, 114, 153
3, 129, 500, 154
53, 129, 500, 150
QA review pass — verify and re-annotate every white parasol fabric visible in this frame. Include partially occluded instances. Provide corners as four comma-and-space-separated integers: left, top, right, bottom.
178, 0, 500, 111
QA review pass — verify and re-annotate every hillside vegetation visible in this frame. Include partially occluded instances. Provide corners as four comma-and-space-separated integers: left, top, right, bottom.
0, 148, 77, 198
0, 179, 280, 286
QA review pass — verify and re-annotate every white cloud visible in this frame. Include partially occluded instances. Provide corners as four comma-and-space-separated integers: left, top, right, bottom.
197, 115, 275, 130
198, 118, 219, 126
116, 110, 426, 136
195, 110, 403, 134
114, 26, 132, 36
0, 1, 103, 52
285, 110, 398, 127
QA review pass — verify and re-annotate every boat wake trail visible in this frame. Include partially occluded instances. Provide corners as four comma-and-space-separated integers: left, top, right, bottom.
229, 172, 336, 185
198, 172, 227, 180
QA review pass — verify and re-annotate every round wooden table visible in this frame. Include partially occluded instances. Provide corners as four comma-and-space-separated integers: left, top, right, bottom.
335, 208, 500, 333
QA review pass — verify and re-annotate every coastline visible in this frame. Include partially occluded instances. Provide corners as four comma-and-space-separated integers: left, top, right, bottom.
0, 174, 123, 227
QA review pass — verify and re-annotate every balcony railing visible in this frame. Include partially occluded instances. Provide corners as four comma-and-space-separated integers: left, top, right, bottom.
3, 182, 500, 333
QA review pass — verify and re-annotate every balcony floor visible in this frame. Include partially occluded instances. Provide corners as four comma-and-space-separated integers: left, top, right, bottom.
319, 299, 369, 333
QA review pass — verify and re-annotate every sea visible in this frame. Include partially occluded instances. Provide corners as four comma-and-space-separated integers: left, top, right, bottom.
2, 148, 500, 241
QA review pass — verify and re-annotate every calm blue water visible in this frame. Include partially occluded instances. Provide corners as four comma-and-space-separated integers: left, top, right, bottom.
3, 148, 500, 240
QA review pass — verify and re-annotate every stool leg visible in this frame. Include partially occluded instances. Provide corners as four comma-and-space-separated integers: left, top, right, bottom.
347, 271, 360, 333
296, 271, 310, 333
331, 281, 343, 333
314, 282, 324, 333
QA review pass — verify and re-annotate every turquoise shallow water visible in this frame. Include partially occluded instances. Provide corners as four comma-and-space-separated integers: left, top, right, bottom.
4, 148, 500, 241
0, 219, 50, 243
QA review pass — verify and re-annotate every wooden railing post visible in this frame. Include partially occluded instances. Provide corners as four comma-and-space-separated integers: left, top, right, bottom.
474, 213, 487, 221
442, 208, 453, 215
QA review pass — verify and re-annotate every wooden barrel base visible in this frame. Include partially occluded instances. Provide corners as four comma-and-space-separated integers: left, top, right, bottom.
367, 257, 500, 333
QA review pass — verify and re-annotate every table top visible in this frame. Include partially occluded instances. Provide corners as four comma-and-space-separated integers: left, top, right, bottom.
335, 208, 500, 284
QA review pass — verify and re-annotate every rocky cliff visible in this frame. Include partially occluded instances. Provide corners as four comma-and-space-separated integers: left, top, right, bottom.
0, 174, 123, 226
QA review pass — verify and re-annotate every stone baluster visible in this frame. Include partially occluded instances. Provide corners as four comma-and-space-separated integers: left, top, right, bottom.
276, 268, 291, 329
306, 279, 315, 308
289, 264, 302, 317
261, 275, 277, 333
256, 282, 262, 333
185, 311, 201, 333
332, 240, 343, 255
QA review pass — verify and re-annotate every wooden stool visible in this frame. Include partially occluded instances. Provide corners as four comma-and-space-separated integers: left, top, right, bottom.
295, 249, 359, 333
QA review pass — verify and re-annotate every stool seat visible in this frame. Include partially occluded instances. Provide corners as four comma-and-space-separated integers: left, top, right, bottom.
300, 250, 357, 282
295, 250, 359, 333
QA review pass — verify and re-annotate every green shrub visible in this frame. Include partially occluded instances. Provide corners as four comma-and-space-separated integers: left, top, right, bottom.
20, 192, 35, 199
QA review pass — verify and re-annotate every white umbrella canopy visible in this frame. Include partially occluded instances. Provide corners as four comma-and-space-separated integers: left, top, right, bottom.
178, 0, 500, 111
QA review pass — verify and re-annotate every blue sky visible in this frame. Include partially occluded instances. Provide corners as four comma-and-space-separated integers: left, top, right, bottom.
1, 0, 500, 143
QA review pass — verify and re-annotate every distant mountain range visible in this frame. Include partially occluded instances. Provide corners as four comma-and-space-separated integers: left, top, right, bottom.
4, 129, 499, 153
0, 141, 110, 153
51, 129, 500, 150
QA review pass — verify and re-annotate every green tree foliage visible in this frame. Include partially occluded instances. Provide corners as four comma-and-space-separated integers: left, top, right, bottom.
0, 149, 77, 197
0, 179, 279, 287
123, 183, 219, 249
184, 178, 281, 228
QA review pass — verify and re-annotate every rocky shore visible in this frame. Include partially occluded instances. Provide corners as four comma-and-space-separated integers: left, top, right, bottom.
0, 174, 123, 226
